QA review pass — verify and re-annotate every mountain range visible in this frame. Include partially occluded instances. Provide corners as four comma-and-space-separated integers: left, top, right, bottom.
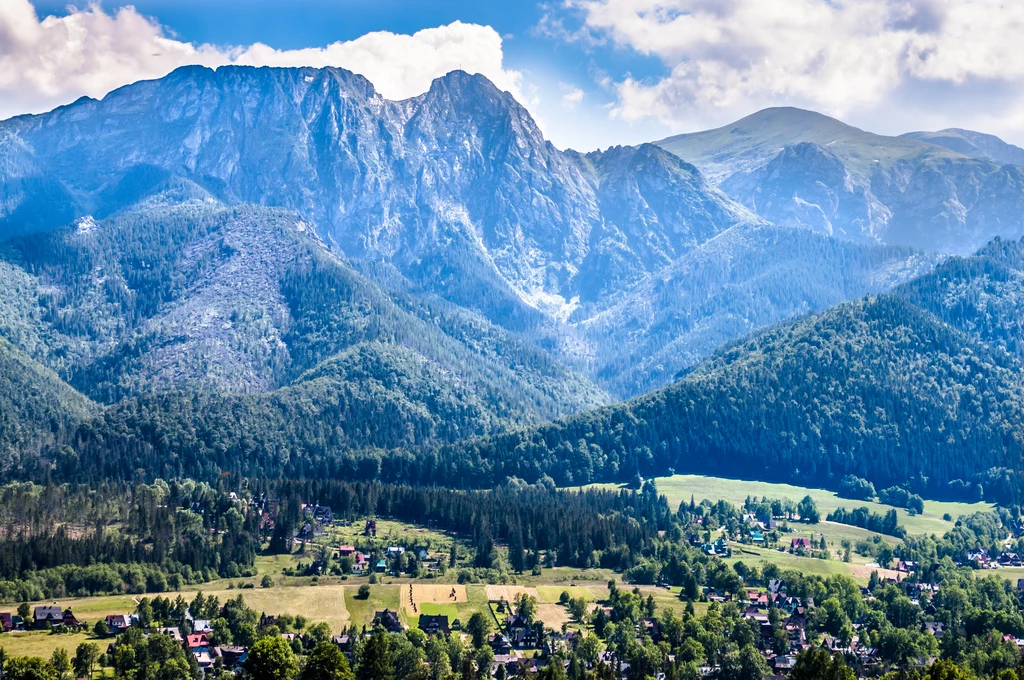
658, 108, 1024, 254
1, 65, 1023, 501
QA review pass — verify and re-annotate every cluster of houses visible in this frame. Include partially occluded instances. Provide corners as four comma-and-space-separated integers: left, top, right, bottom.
963, 549, 1023, 569
0, 605, 85, 632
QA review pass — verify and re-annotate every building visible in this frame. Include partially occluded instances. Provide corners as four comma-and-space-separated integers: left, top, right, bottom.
0, 612, 12, 632
187, 633, 211, 653
34, 606, 63, 628
373, 609, 403, 633
418, 614, 450, 636
338, 545, 356, 557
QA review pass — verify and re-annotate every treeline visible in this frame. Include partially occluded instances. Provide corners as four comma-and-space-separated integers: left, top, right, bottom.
826, 507, 906, 538
264, 479, 672, 570
0, 481, 259, 603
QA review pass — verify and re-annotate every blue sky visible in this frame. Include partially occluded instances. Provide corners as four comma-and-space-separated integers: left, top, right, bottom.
8, 0, 1024, 150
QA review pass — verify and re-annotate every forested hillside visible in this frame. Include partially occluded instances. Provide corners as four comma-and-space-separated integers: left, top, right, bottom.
442, 244, 1024, 504
0, 337, 94, 475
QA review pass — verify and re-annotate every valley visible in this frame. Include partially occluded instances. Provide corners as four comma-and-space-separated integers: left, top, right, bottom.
0, 58, 1023, 680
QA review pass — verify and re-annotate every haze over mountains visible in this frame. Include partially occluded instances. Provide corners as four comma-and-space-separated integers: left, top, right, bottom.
0, 65, 1022, 501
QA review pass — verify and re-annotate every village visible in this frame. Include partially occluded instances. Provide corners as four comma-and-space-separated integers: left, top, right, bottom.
2, 492, 1023, 680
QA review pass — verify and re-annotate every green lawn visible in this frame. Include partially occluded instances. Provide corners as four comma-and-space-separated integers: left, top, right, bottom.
345, 585, 402, 628
0, 630, 99, 661
587, 474, 991, 537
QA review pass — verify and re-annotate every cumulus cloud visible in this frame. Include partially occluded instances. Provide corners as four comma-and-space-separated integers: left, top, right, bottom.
0, 0, 523, 120
551, 0, 1024, 141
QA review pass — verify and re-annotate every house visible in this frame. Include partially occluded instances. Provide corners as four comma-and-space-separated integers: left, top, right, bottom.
61, 609, 79, 628
924, 622, 946, 638
192, 619, 212, 633
387, 546, 405, 556
0, 612, 12, 632
215, 646, 248, 670
774, 655, 798, 672
304, 504, 333, 524
488, 634, 512, 655
373, 609, 403, 633
193, 651, 216, 670
364, 520, 378, 537
34, 606, 64, 628
418, 614, 450, 636
332, 635, 352, 652
750, 530, 765, 545
338, 545, 356, 557
158, 627, 183, 642
791, 538, 812, 551
506, 615, 538, 649
375, 559, 388, 573
187, 633, 211, 652
897, 560, 917, 573
353, 553, 367, 574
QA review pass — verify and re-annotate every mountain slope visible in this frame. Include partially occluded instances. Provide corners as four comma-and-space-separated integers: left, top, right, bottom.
0, 66, 937, 398
0, 198, 608, 421
0, 337, 95, 475
442, 241, 1024, 503
580, 223, 937, 395
656, 108, 1024, 254
902, 129, 1024, 167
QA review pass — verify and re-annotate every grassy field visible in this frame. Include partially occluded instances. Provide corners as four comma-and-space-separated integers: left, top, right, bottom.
587, 474, 992, 537
0, 630, 100, 661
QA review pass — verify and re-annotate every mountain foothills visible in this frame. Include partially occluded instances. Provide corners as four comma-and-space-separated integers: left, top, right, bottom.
451, 238, 1024, 504
0, 66, 1022, 502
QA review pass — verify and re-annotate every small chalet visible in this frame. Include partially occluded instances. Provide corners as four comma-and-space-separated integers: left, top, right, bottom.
187, 633, 211, 652
791, 538, 812, 551
373, 609, 403, 633
0, 612, 12, 632
215, 646, 248, 671
364, 520, 378, 537
418, 614, 450, 636
338, 545, 356, 557
488, 633, 512, 655
158, 627, 183, 642
506, 615, 538, 648
34, 606, 63, 628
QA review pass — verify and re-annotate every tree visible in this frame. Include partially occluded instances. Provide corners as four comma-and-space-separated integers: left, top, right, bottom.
17, 603, 31, 620
738, 644, 769, 680
798, 496, 820, 524
72, 643, 99, 679
465, 613, 492, 649
93, 620, 108, 638
261, 575, 274, 588
302, 641, 354, 680
514, 593, 538, 623
244, 636, 299, 680
567, 598, 588, 623
358, 584, 372, 599
3, 656, 58, 680
357, 629, 394, 680
48, 650, 71, 680
789, 649, 855, 680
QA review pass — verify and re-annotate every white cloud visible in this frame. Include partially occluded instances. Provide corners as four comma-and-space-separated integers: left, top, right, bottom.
560, 84, 585, 108
552, 0, 1024, 143
0, 0, 523, 120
